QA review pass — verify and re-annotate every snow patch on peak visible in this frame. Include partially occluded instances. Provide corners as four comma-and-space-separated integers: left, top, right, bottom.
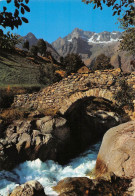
88, 36, 120, 44
97, 35, 100, 41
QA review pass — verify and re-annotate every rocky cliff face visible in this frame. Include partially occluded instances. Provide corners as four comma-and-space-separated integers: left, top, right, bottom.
52, 28, 122, 57
52, 28, 134, 72
60, 28, 122, 43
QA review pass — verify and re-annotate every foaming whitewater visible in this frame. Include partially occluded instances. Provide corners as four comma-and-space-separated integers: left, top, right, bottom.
0, 142, 100, 196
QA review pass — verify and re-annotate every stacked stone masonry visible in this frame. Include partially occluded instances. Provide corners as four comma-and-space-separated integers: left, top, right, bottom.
13, 69, 135, 116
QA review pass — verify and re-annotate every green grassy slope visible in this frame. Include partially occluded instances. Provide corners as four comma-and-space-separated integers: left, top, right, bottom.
0, 49, 60, 88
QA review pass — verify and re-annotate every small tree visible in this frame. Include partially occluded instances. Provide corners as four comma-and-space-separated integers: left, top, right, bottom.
0, 31, 20, 51
82, 0, 134, 27
37, 39, 47, 56
114, 77, 135, 110
63, 53, 85, 74
39, 63, 61, 85
92, 54, 114, 71
30, 45, 38, 56
23, 40, 29, 50
119, 28, 135, 57
60, 56, 64, 64
118, 14, 135, 58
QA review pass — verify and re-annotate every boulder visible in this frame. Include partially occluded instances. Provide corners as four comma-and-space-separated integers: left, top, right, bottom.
95, 121, 135, 194
36, 116, 54, 134
36, 116, 69, 140
54, 176, 131, 196
0, 116, 70, 170
8, 180, 46, 196
53, 177, 93, 196
96, 121, 135, 178
6, 120, 32, 137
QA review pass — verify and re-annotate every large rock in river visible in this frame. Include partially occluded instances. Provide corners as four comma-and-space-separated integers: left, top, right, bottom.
95, 121, 135, 194
8, 180, 46, 196
96, 121, 135, 178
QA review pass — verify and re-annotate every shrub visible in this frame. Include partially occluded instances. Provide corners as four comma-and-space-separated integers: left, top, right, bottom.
39, 63, 61, 85
0, 89, 15, 108
62, 53, 85, 74
0, 31, 20, 51
0, 108, 25, 123
92, 54, 114, 71
114, 77, 135, 110
37, 39, 47, 56
119, 28, 135, 57
30, 45, 38, 56
23, 40, 29, 50
60, 56, 64, 64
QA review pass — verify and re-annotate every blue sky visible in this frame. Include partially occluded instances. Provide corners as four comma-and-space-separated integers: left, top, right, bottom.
1, 0, 122, 43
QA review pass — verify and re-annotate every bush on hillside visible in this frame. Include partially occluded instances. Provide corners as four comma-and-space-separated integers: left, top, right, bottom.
92, 54, 114, 71
62, 53, 85, 74
39, 63, 61, 85
23, 40, 29, 50
0, 89, 15, 108
114, 77, 135, 110
119, 28, 135, 57
30, 45, 38, 56
60, 56, 64, 64
37, 39, 47, 56
0, 31, 20, 51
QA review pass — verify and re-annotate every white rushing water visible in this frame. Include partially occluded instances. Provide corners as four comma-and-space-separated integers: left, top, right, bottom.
0, 142, 100, 196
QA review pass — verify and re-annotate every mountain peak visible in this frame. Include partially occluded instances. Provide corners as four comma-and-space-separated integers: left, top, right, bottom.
73, 28, 83, 32
63, 28, 122, 44
25, 32, 36, 39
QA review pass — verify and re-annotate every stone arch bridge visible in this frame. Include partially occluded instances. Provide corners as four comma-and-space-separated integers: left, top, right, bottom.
14, 69, 135, 117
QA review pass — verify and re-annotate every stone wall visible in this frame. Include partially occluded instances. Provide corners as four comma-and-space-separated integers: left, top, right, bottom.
13, 69, 135, 118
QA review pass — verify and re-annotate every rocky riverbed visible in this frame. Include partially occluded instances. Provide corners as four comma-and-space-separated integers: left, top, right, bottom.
0, 70, 135, 195
3, 121, 135, 196
0, 99, 122, 170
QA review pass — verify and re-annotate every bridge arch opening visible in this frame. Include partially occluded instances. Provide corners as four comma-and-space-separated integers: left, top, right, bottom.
60, 96, 128, 160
